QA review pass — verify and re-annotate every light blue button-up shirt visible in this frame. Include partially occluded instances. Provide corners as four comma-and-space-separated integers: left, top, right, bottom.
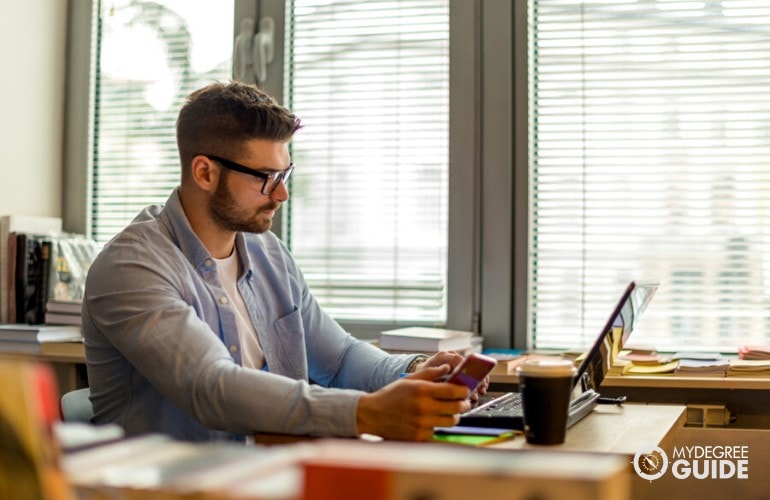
83, 188, 416, 442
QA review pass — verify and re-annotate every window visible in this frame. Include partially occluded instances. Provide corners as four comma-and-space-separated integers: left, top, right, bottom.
83, 0, 463, 334
90, 0, 234, 243
284, 0, 451, 326
528, 0, 770, 351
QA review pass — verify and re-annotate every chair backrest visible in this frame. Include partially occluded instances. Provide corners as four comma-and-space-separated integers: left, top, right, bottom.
60, 387, 94, 423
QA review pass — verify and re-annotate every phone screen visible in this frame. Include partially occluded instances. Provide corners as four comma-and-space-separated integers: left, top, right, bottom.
444, 353, 497, 392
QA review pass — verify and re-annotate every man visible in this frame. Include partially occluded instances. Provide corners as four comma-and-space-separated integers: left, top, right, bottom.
83, 81, 485, 443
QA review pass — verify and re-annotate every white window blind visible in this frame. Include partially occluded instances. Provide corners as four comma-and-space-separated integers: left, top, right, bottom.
285, 0, 450, 324
91, 0, 233, 244
530, 0, 770, 351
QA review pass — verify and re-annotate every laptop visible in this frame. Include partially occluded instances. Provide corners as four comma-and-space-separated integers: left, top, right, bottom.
456, 280, 659, 430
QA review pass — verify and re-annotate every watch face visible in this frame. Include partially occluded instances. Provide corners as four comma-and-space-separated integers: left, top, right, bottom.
633, 446, 669, 481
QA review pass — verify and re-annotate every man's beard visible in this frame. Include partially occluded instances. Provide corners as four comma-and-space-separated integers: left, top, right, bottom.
209, 174, 279, 234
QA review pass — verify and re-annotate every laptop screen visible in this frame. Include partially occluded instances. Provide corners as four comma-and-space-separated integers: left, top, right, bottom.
574, 280, 659, 394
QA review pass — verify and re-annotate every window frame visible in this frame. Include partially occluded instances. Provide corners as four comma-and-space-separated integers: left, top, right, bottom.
64, 0, 514, 344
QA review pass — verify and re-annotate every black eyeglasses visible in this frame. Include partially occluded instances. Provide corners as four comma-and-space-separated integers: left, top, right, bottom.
203, 155, 295, 195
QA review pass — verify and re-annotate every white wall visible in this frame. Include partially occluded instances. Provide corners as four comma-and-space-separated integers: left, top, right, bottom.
0, 1, 67, 218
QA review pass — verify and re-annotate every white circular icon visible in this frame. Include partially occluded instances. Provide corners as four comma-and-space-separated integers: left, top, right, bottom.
633, 445, 669, 481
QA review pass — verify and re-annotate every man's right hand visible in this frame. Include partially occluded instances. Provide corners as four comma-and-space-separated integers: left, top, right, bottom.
355, 366, 471, 441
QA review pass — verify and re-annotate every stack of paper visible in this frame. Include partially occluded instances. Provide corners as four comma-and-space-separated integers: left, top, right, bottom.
611, 346, 679, 376
674, 358, 729, 377
738, 345, 770, 360
727, 359, 770, 377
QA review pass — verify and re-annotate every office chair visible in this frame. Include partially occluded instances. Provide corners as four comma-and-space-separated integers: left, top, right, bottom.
60, 387, 94, 423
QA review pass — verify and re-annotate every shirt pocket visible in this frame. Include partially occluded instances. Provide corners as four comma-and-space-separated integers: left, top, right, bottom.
270, 306, 308, 379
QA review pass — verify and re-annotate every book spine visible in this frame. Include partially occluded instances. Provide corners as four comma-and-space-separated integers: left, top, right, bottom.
0, 217, 9, 323
39, 240, 52, 324
15, 234, 46, 324
7, 232, 17, 323
14, 233, 28, 323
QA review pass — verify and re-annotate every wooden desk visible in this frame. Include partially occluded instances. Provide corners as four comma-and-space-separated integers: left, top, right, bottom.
600, 374, 770, 429
491, 372, 770, 429
602, 374, 770, 391
491, 372, 770, 390
490, 403, 686, 455
255, 403, 686, 457
0, 341, 87, 394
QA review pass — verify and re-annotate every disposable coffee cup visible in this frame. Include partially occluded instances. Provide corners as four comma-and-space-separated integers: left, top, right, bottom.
516, 359, 577, 445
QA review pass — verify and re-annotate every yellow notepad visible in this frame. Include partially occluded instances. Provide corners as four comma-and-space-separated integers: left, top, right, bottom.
623, 360, 679, 375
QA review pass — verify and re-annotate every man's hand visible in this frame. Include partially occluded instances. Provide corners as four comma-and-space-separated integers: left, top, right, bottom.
356, 366, 471, 441
410, 351, 463, 373
411, 351, 491, 402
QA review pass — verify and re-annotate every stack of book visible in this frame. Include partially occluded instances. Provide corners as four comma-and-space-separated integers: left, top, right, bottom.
0, 323, 83, 355
44, 300, 83, 326
378, 327, 482, 355
0, 214, 62, 324
1, 214, 99, 327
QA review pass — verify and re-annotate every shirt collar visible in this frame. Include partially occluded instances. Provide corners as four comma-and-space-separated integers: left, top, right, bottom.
160, 187, 255, 279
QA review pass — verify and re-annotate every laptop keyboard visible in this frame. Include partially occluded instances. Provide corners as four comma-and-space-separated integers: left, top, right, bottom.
457, 389, 601, 430
476, 393, 523, 417
457, 393, 525, 429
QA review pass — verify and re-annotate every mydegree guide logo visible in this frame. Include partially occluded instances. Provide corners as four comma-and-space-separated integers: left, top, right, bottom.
633, 444, 749, 482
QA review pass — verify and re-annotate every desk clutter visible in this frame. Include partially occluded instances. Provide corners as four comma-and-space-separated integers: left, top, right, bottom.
2, 357, 632, 500
481, 345, 770, 379
611, 347, 770, 377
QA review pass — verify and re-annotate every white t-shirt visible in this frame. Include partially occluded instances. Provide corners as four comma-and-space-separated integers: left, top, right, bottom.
213, 250, 264, 369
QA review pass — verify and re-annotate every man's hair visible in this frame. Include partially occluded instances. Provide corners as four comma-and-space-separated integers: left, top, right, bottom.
176, 81, 301, 175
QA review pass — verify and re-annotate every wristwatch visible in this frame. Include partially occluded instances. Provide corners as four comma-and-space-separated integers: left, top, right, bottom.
406, 354, 430, 373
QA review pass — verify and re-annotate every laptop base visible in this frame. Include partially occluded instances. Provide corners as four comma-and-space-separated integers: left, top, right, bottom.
458, 389, 601, 431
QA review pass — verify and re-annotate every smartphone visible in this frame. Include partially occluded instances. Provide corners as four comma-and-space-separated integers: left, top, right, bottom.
439, 353, 497, 392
